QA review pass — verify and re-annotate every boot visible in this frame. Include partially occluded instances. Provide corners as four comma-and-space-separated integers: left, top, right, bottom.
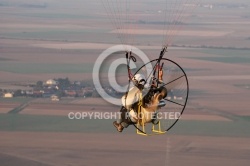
151, 119, 159, 125
151, 113, 159, 125
113, 121, 124, 132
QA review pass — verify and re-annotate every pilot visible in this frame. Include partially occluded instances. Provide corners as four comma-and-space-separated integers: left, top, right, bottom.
113, 73, 146, 132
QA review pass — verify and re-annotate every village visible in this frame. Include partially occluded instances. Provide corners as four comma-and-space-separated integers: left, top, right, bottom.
0, 78, 122, 101
0, 78, 180, 102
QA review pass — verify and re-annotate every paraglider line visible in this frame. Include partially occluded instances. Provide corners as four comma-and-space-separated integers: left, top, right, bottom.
162, 75, 185, 87
164, 99, 184, 107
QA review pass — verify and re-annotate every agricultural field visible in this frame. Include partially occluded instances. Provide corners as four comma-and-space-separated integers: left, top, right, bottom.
0, 0, 250, 166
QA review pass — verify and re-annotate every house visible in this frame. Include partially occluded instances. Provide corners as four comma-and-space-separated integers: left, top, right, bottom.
64, 90, 77, 97
4, 93, 13, 98
46, 79, 58, 86
42, 89, 55, 98
51, 95, 60, 101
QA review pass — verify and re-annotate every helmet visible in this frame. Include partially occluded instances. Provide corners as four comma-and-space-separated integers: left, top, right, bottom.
132, 74, 146, 86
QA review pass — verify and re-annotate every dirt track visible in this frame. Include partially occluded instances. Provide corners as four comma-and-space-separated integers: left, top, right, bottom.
0, 131, 249, 166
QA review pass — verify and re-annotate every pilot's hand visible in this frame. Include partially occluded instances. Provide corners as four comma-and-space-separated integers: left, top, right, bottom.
159, 69, 163, 82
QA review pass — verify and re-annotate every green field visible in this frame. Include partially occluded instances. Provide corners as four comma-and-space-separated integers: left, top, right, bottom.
189, 56, 250, 64
1, 28, 109, 41
0, 97, 33, 103
188, 48, 250, 64
0, 113, 249, 137
234, 84, 250, 90
0, 62, 93, 74
0, 61, 132, 74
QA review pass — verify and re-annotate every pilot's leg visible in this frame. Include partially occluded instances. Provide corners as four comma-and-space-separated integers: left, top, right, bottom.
113, 106, 133, 132
159, 86, 167, 98
151, 112, 159, 125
